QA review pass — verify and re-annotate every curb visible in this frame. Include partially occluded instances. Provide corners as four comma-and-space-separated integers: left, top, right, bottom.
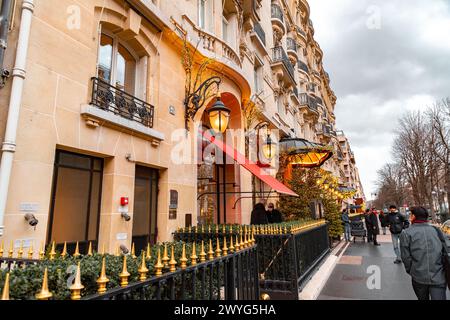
298, 240, 350, 300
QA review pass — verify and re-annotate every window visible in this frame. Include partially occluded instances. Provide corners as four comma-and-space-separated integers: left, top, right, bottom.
199, 0, 206, 29
48, 151, 103, 253
253, 58, 263, 94
222, 16, 229, 43
97, 32, 138, 96
199, 0, 213, 32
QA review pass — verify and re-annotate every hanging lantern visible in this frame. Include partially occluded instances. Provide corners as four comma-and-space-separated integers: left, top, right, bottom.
207, 96, 231, 133
262, 133, 275, 160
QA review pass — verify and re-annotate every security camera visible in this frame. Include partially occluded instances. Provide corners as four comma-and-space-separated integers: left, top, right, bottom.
121, 212, 131, 221
119, 244, 129, 255
24, 213, 39, 227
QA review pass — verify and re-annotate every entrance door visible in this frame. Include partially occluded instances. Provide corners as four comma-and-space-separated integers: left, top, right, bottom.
48, 150, 103, 254
132, 166, 159, 254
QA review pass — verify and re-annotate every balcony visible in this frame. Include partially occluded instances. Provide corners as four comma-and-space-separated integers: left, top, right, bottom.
286, 38, 298, 61
298, 60, 309, 74
271, 3, 286, 36
252, 23, 266, 46
317, 124, 332, 141
296, 26, 306, 39
271, 46, 296, 87
83, 77, 164, 142
299, 93, 319, 119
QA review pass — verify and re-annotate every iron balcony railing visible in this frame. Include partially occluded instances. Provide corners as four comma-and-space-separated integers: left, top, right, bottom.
287, 38, 297, 52
323, 124, 331, 136
272, 46, 295, 82
315, 96, 323, 106
292, 87, 299, 99
298, 60, 309, 74
253, 23, 266, 46
90, 77, 155, 128
299, 93, 318, 112
296, 26, 306, 37
83, 246, 259, 300
271, 3, 284, 22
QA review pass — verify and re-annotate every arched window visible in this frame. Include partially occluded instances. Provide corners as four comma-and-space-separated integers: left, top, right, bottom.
97, 32, 138, 96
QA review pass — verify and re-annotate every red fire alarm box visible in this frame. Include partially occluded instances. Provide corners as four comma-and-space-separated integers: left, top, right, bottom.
120, 197, 129, 206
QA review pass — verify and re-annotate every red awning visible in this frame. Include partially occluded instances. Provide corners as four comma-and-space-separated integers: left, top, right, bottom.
202, 130, 298, 197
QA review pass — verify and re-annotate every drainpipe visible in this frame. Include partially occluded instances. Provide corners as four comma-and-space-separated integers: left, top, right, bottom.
0, 0, 34, 236
0, 0, 13, 87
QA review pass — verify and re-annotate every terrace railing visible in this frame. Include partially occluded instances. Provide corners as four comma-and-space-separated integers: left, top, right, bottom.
271, 3, 284, 22
253, 23, 266, 46
272, 46, 296, 82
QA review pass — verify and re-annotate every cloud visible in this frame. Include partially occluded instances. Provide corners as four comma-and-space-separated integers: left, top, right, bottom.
308, 0, 450, 198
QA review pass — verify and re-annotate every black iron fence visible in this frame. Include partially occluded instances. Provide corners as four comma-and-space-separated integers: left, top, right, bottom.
254, 23, 266, 46
271, 3, 284, 22
90, 77, 155, 128
272, 46, 296, 82
83, 246, 259, 300
0, 257, 39, 271
287, 38, 297, 52
299, 93, 318, 112
298, 60, 309, 74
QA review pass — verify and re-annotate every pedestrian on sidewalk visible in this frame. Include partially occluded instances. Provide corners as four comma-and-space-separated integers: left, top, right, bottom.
364, 209, 373, 243
250, 203, 269, 225
386, 205, 409, 264
341, 209, 351, 242
267, 203, 283, 223
378, 210, 388, 235
369, 208, 381, 246
400, 206, 449, 300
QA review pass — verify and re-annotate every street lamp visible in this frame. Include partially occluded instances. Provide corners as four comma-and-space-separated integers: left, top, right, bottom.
255, 122, 276, 166
184, 76, 231, 133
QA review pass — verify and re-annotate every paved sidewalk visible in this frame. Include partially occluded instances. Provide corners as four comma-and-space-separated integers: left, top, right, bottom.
318, 233, 450, 300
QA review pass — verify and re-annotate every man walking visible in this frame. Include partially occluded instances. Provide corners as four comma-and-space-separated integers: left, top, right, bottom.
364, 209, 373, 243
341, 209, 351, 242
400, 206, 448, 300
378, 210, 388, 235
267, 203, 283, 223
386, 205, 409, 264
369, 208, 381, 246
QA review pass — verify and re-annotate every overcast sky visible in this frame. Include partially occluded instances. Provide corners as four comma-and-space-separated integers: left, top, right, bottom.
308, 0, 450, 200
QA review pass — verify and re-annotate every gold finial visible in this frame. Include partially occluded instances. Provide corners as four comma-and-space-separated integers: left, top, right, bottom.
169, 246, 177, 272
138, 252, 149, 281
179, 243, 188, 269
207, 239, 214, 260
115, 245, 120, 257
222, 224, 226, 234
0, 240, 3, 257
215, 225, 219, 234
36, 268, 53, 300
239, 233, 244, 249
208, 225, 211, 233
70, 262, 84, 300
17, 241, 24, 259
49, 241, 56, 260
222, 237, 228, 255
261, 293, 271, 300
155, 247, 165, 276
119, 256, 130, 287
146, 243, 151, 260
244, 231, 248, 248
97, 257, 109, 293
162, 244, 170, 268
199, 241, 206, 262
229, 236, 235, 253
39, 242, 44, 260
215, 238, 222, 258
28, 244, 34, 259
87, 242, 93, 256
235, 235, 240, 251
73, 242, 80, 258
131, 243, 136, 259
8, 240, 13, 258
1, 273, 9, 300
61, 242, 67, 258
101, 244, 105, 255
190, 242, 198, 266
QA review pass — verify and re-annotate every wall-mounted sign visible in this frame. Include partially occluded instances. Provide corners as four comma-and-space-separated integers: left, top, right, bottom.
169, 190, 178, 220
116, 233, 127, 240
20, 202, 39, 212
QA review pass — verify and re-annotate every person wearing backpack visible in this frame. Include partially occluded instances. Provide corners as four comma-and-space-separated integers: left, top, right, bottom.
400, 206, 449, 300
386, 205, 409, 264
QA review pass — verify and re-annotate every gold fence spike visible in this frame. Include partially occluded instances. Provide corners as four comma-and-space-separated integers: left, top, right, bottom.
39, 242, 44, 260
0, 240, 3, 257
162, 243, 169, 268
138, 252, 149, 281
155, 247, 164, 275
222, 237, 228, 255
215, 225, 219, 234
49, 241, 56, 260
208, 225, 211, 233
87, 242, 93, 256
131, 243, 136, 259
215, 238, 222, 258
239, 234, 244, 249
28, 244, 34, 260
36, 268, 53, 300
101, 244, 105, 255
61, 242, 67, 258
178, 243, 187, 269
229, 235, 235, 253
169, 246, 177, 272
17, 241, 24, 259
97, 257, 109, 294
235, 235, 240, 251
73, 242, 80, 258
146, 243, 151, 260
222, 224, 226, 234
119, 256, 130, 287
70, 262, 84, 300
207, 239, 214, 260
8, 240, 13, 258
1, 273, 9, 300
115, 245, 120, 257
190, 242, 198, 266
243, 232, 248, 248
199, 241, 206, 262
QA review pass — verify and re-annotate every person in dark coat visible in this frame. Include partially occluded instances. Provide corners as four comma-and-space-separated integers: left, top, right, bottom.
369, 209, 381, 246
364, 209, 373, 242
267, 203, 283, 223
250, 203, 269, 225
378, 210, 388, 235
